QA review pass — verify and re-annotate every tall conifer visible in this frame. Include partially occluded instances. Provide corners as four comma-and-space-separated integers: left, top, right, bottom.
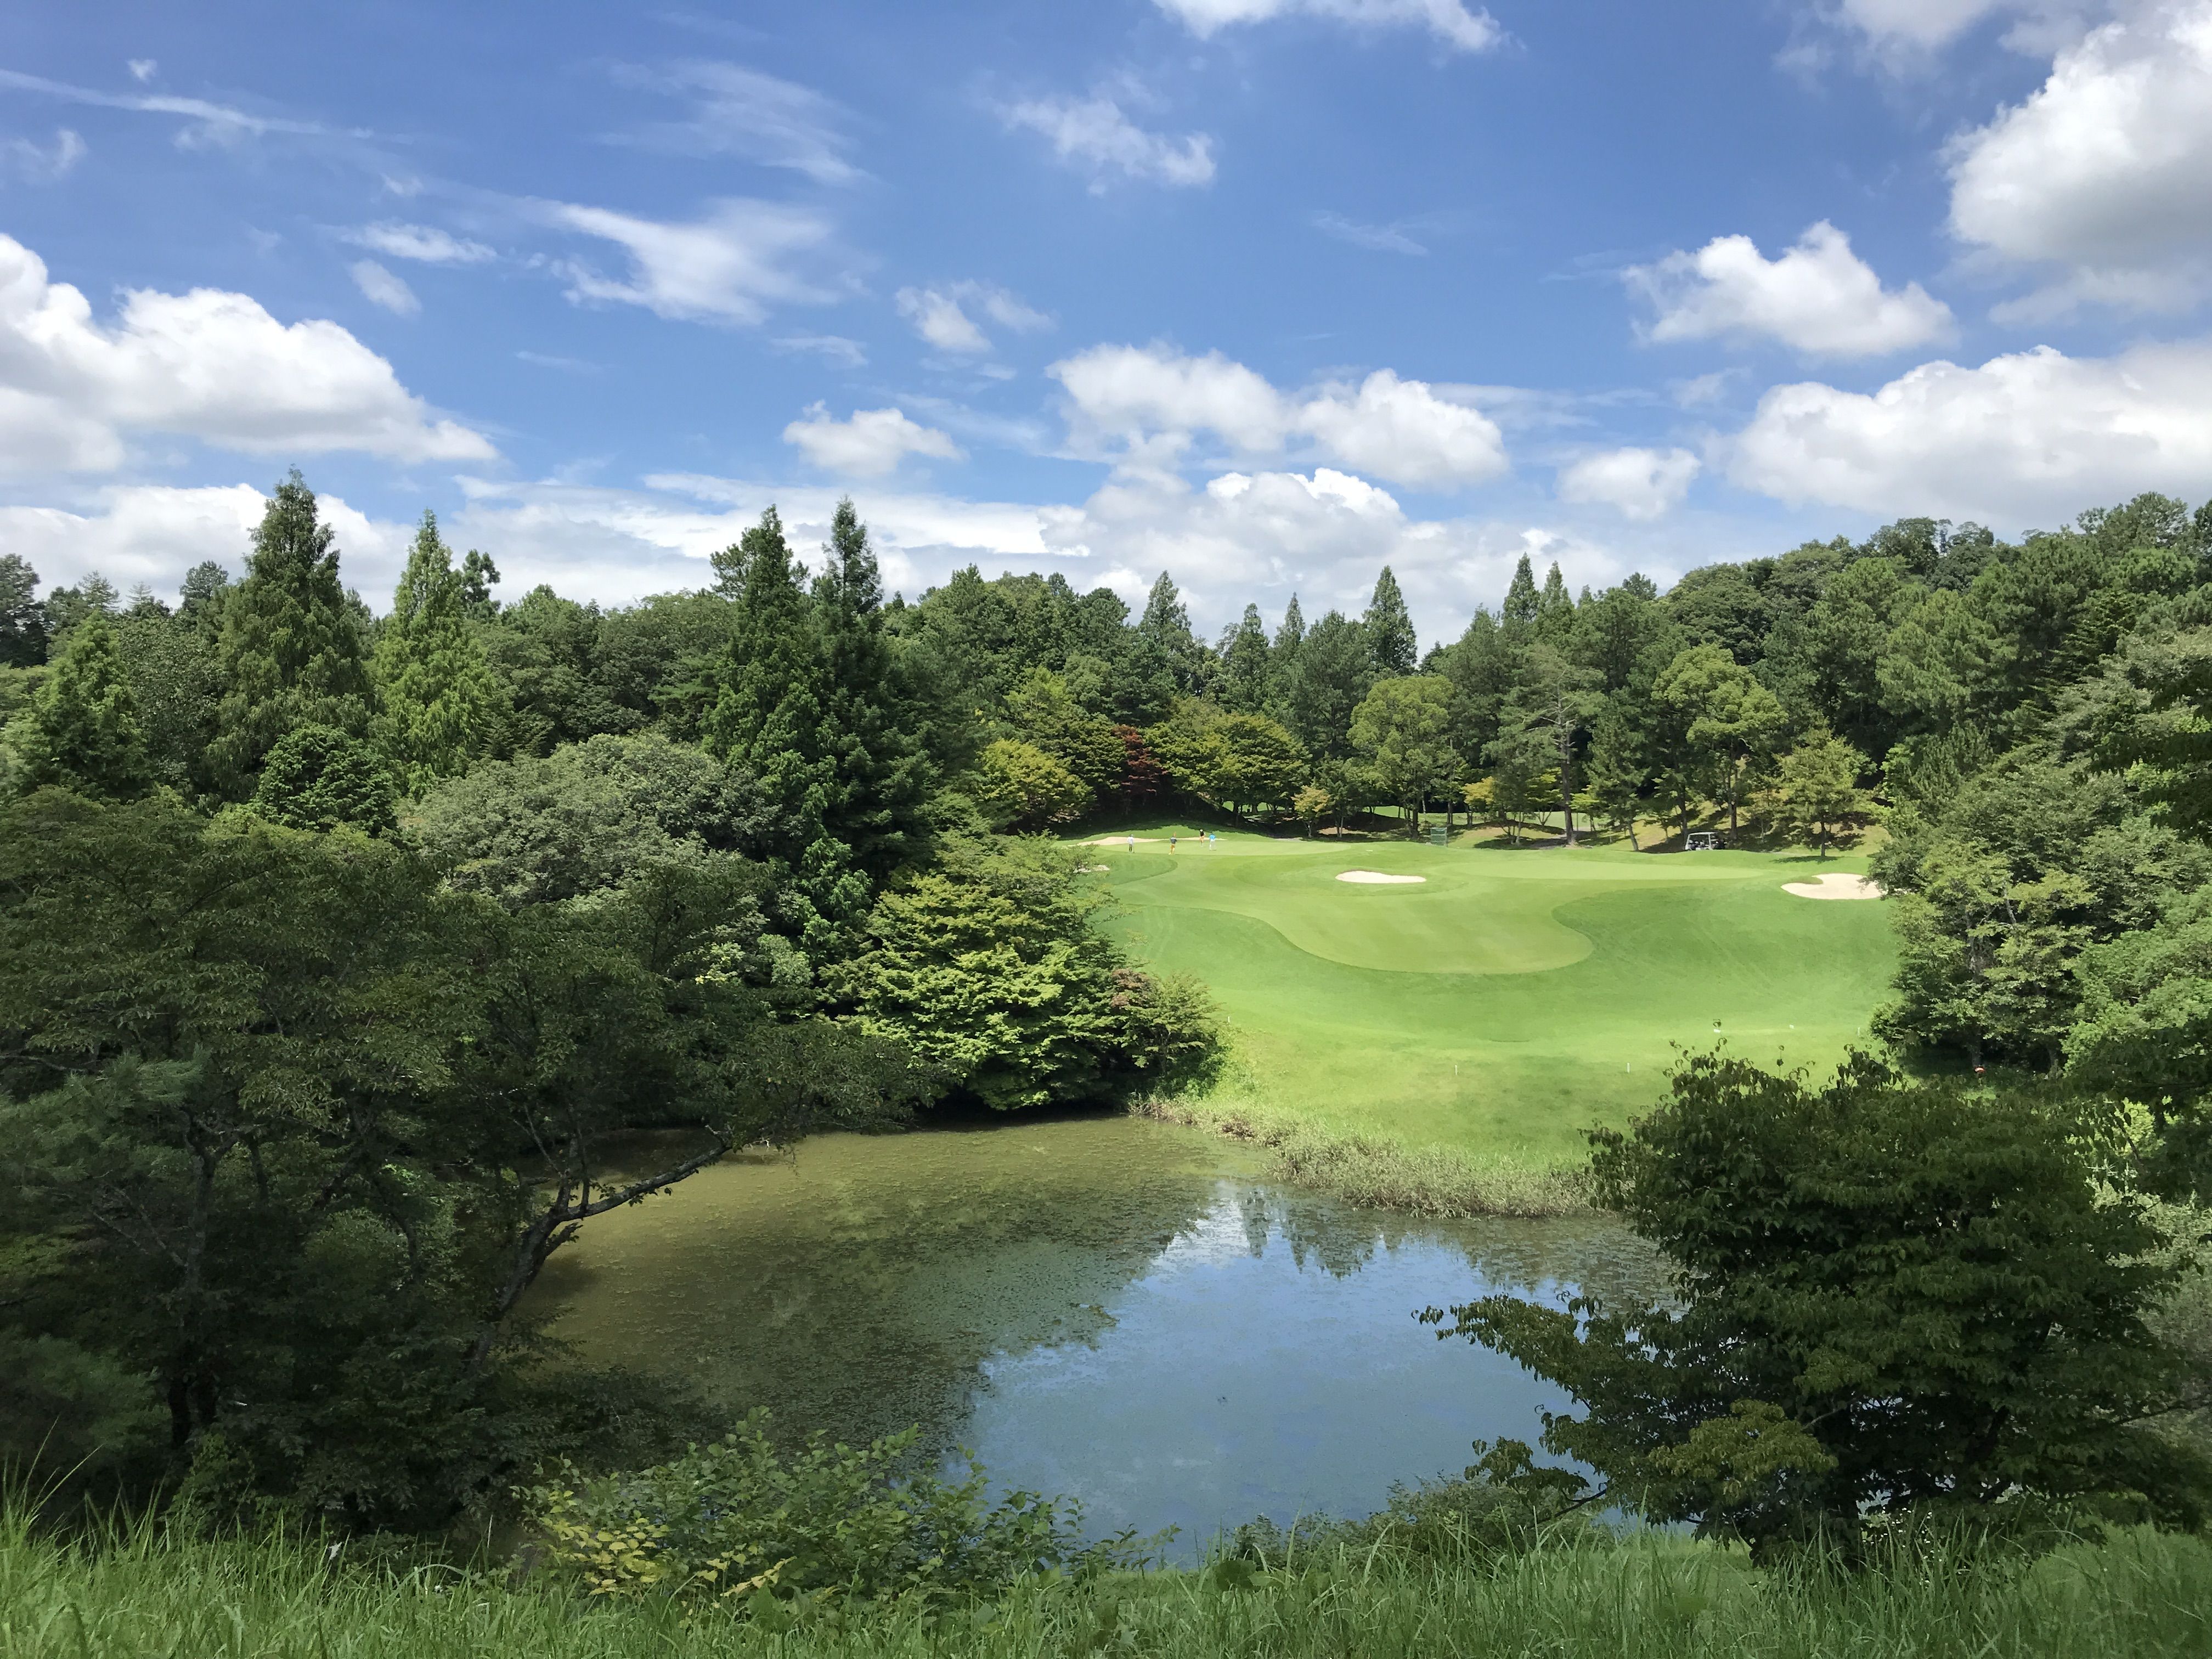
1502, 554, 1541, 631
1363, 566, 1418, 676
206, 472, 374, 793
814, 498, 930, 879
372, 512, 509, 794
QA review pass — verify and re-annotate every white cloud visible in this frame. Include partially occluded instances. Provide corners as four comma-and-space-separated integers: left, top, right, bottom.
127, 59, 157, 83
0, 232, 493, 471
1000, 94, 1215, 189
1556, 447, 1701, 520
1311, 210, 1430, 255
2, 128, 85, 183
1154, 0, 1502, 51
0, 483, 411, 601
1826, 0, 2028, 51
1722, 337, 2212, 522
0, 66, 346, 149
349, 259, 419, 316
772, 333, 867, 367
345, 222, 496, 264
1051, 343, 1508, 487
895, 281, 1052, 356
610, 61, 860, 186
546, 198, 836, 324
781, 404, 964, 476
1627, 222, 1954, 358
1948, 0, 2212, 311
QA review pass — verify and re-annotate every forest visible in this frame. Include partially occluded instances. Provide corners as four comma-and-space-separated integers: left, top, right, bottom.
5, 471, 2212, 1601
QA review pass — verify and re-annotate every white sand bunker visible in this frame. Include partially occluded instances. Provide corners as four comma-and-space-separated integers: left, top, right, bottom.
1336, 870, 1428, 885
1784, 872, 1884, 900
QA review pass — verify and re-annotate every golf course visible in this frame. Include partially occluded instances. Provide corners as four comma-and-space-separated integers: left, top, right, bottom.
1082, 824, 1898, 1166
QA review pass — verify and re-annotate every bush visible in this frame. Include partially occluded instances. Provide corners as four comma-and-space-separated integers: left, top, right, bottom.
523, 1409, 1148, 1613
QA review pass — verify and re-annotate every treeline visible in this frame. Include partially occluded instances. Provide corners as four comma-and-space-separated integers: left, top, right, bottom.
0, 476, 1221, 1530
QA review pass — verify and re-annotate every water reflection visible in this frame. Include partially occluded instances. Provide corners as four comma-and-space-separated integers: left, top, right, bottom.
532, 1115, 1657, 1547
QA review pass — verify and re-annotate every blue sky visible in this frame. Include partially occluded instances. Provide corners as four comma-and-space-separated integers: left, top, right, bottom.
2, 0, 2210, 643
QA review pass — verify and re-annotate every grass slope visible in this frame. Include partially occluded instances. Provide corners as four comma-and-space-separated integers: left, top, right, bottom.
1085, 826, 1895, 1166
12, 1514, 2208, 1659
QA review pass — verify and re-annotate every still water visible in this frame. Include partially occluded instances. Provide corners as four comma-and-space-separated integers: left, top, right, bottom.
532, 1115, 1657, 1548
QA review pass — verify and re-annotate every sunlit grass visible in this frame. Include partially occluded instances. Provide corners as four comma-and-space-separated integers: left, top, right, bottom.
7, 1504, 2207, 1659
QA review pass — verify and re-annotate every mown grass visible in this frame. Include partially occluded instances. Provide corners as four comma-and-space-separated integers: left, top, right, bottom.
1084, 823, 1896, 1170
8, 1506, 2209, 1659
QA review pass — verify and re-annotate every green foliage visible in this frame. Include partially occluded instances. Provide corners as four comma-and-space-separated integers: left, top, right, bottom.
1349, 676, 1456, 828
409, 732, 768, 907
249, 723, 398, 834
1006, 668, 1125, 797
1766, 724, 1869, 857
0, 551, 46, 667
1146, 701, 1306, 816
1654, 644, 1787, 833
1429, 1051, 2210, 1557
847, 836, 1222, 1110
1362, 566, 1418, 676
527, 1409, 1139, 1610
974, 737, 1090, 831
371, 512, 509, 794
4, 615, 150, 799
207, 471, 375, 794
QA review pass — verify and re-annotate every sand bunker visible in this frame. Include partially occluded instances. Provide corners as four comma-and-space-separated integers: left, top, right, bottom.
1336, 870, 1428, 885
1783, 872, 1884, 900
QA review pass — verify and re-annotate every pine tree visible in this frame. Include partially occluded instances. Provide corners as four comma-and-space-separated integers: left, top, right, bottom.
1135, 572, 1205, 696
1220, 603, 1271, 713
1535, 562, 1576, 644
814, 498, 930, 881
0, 554, 46, 667
1502, 555, 1540, 632
206, 472, 375, 794
1274, 594, 1306, 654
1363, 566, 1417, 677
703, 511, 832, 884
7, 614, 150, 799
372, 512, 510, 795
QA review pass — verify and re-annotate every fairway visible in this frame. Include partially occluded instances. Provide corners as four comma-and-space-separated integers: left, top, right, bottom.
1086, 828, 1897, 1164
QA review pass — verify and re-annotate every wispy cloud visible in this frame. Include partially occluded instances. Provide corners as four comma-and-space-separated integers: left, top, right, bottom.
1000, 92, 1215, 190
542, 196, 839, 325
2, 127, 84, 183
344, 222, 496, 264
0, 66, 360, 146
1310, 209, 1444, 255
608, 61, 861, 185
349, 259, 419, 315
772, 334, 868, 367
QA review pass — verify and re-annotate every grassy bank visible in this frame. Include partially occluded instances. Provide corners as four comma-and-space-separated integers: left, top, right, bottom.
9, 1511, 2209, 1659
1131, 1091, 1594, 1218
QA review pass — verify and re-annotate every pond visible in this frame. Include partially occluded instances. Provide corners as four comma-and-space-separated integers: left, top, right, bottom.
531, 1114, 1659, 1551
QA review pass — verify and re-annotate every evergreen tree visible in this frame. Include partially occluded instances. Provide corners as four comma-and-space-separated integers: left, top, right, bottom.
1133, 572, 1205, 697
41, 573, 117, 644
206, 472, 375, 794
177, 561, 230, 634
1534, 562, 1575, 644
1287, 610, 1375, 760
1578, 697, 1649, 848
372, 512, 510, 795
1363, 566, 1417, 677
1220, 603, 1272, 713
459, 550, 501, 620
0, 554, 47, 667
5, 614, 150, 799
1274, 594, 1306, 654
814, 498, 931, 880
703, 508, 848, 943
1502, 554, 1541, 633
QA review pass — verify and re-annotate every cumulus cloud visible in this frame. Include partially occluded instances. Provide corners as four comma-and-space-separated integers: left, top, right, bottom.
345, 222, 496, 264
1000, 94, 1215, 189
895, 282, 1052, 356
1627, 222, 1954, 358
1051, 343, 1508, 488
0, 483, 411, 601
782, 405, 964, 476
1154, 0, 1502, 51
610, 61, 860, 186
3, 127, 85, 183
1722, 338, 2212, 522
1948, 0, 2212, 312
1556, 447, 1702, 520
546, 198, 836, 324
0, 232, 493, 472
349, 259, 419, 315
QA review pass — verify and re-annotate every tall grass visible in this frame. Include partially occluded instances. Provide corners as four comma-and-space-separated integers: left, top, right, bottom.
8, 1503, 2207, 1659
1134, 1093, 1594, 1218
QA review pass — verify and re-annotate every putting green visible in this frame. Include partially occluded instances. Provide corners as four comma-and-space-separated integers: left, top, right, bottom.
1085, 829, 1897, 1164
